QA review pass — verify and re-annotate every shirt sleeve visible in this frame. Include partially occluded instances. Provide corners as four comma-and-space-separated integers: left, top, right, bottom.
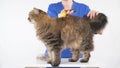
84, 5, 90, 15
47, 4, 58, 18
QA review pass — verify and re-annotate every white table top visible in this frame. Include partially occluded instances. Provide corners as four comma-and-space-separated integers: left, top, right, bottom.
25, 58, 99, 68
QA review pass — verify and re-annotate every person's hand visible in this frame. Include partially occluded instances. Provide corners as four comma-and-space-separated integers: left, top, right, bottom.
58, 10, 67, 18
66, 10, 74, 14
87, 10, 99, 19
58, 9, 75, 18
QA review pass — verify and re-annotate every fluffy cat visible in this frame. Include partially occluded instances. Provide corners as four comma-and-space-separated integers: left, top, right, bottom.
28, 8, 107, 66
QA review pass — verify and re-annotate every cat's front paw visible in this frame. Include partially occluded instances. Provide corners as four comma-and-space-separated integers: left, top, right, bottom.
47, 60, 51, 64
51, 61, 60, 66
80, 59, 89, 63
69, 58, 78, 62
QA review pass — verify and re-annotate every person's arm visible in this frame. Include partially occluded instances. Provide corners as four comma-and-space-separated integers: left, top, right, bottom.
47, 4, 58, 18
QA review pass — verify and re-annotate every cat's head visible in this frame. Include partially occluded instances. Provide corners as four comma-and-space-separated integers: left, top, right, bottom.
89, 13, 108, 34
28, 8, 47, 23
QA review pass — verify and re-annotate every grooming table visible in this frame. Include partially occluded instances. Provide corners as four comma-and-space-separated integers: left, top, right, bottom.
25, 58, 99, 68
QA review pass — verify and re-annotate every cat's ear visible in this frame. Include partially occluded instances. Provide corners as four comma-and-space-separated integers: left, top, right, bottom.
33, 8, 39, 15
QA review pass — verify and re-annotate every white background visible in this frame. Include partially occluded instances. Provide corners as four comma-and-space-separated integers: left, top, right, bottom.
0, 0, 120, 68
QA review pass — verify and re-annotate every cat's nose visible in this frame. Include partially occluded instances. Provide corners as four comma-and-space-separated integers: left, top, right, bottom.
28, 17, 31, 22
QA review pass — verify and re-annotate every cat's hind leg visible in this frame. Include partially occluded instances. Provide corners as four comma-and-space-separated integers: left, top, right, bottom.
69, 48, 80, 62
80, 51, 90, 63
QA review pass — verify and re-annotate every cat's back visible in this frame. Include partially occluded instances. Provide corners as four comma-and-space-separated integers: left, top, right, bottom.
59, 15, 92, 43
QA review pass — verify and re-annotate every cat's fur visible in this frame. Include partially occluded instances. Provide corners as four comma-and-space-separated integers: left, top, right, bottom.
28, 8, 107, 66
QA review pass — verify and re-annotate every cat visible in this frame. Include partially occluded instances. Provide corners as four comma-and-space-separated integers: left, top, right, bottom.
28, 8, 107, 66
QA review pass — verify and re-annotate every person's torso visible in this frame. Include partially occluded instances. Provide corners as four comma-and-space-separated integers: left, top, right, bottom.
48, 1, 90, 18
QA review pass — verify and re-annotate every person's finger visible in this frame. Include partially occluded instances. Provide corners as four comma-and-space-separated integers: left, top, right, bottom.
93, 11, 99, 18
87, 10, 99, 19
87, 11, 90, 17
90, 10, 99, 19
69, 10, 74, 14
96, 11, 99, 16
87, 10, 93, 19
92, 11, 96, 19
90, 11, 93, 19
67, 10, 70, 14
